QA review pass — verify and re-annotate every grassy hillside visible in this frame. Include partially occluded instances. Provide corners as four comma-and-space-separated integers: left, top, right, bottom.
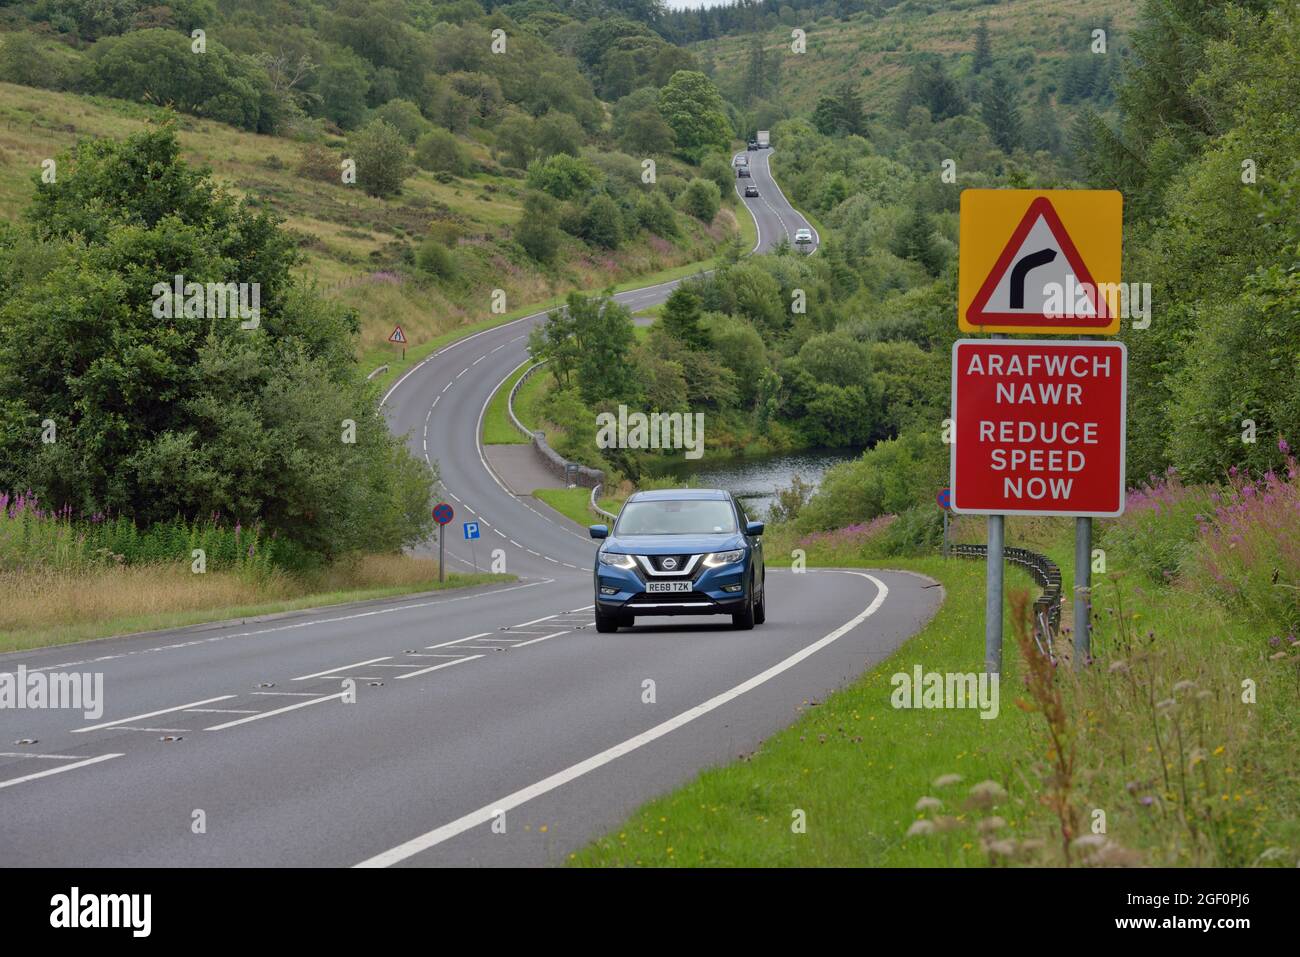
698, 0, 1137, 118
0, 82, 740, 373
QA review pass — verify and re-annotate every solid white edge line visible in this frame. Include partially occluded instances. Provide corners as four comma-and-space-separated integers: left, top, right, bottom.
71, 695, 237, 733
353, 571, 888, 867
0, 753, 123, 790
204, 692, 346, 731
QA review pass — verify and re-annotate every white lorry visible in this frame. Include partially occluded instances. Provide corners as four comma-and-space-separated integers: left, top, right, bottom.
757, 130, 771, 148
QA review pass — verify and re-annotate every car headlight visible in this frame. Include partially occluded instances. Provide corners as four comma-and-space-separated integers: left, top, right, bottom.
703, 548, 745, 568
599, 551, 636, 569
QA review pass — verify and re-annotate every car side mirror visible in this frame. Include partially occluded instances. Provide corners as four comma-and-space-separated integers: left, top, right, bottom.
589, 524, 608, 540
746, 521, 765, 537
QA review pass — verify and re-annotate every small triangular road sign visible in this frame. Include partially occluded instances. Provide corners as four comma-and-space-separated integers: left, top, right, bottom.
966, 196, 1109, 328
388, 325, 407, 344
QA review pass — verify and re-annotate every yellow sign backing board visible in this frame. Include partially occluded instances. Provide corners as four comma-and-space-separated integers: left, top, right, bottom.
958, 189, 1122, 334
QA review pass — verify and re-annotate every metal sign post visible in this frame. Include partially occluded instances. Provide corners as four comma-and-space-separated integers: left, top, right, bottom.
986, 513, 1005, 675
432, 502, 454, 582
463, 521, 480, 573
1074, 516, 1092, 666
937, 488, 951, 559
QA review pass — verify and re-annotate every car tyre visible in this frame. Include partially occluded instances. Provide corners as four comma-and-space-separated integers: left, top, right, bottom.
753, 581, 766, 625
595, 609, 621, 633
732, 581, 756, 630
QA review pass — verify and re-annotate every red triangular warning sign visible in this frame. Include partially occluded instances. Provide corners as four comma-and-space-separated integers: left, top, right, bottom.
388, 325, 407, 344
966, 197, 1109, 328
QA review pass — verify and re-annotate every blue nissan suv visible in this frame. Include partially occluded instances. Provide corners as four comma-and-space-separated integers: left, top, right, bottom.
589, 489, 766, 632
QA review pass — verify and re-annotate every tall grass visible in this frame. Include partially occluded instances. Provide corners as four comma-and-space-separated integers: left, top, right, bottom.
0, 491, 309, 574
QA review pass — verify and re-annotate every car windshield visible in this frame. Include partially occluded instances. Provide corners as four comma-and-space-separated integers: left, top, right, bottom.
615, 499, 737, 536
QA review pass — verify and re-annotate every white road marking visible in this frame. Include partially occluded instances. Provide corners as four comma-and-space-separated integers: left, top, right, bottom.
0, 752, 89, 760
393, 656, 482, 680
205, 693, 346, 731
250, 691, 321, 697
294, 657, 392, 681
22, 580, 553, 674
512, 612, 560, 628
0, 753, 122, 791
183, 708, 258, 714
425, 631, 491, 650
511, 630, 569, 648
354, 572, 889, 867
72, 695, 237, 733
103, 727, 188, 733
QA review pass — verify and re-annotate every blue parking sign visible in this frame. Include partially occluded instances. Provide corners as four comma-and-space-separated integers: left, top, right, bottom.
463, 521, 480, 540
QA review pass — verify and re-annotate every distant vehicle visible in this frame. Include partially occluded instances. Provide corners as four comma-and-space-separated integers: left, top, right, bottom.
757, 130, 771, 148
737, 165, 750, 178
744, 183, 759, 198
794, 227, 813, 245
590, 489, 766, 632
746, 138, 758, 150
734, 154, 748, 167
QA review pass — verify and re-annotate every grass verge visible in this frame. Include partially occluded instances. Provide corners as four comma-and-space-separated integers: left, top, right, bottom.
533, 487, 621, 527
0, 555, 510, 654
481, 359, 534, 445
573, 526, 1297, 867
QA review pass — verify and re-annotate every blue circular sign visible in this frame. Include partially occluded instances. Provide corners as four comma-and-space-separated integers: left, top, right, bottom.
937, 488, 952, 510
433, 502, 454, 525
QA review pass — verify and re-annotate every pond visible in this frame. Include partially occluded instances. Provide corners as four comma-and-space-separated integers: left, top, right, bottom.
655, 447, 864, 520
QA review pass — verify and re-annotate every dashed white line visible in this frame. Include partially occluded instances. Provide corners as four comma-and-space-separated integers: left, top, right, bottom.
294, 656, 392, 681
72, 695, 237, 733
393, 656, 482, 680
425, 632, 491, 650
205, 693, 346, 731
0, 752, 89, 760
0, 753, 123, 791
511, 630, 569, 648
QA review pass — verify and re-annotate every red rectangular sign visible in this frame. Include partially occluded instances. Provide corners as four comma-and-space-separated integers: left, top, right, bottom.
951, 339, 1126, 517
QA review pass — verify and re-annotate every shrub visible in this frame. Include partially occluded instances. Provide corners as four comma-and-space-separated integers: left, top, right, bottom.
680, 177, 721, 222
414, 129, 469, 175
347, 120, 411, 197
580, 193, 623, 249
415, 237, 457, 279
526, 153, 598, 201
296, 143, 341, 184
636, 191, 678, 237
372, 99, 429, 143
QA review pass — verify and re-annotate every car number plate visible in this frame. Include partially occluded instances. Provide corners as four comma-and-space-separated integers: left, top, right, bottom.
646, 581, 691, 593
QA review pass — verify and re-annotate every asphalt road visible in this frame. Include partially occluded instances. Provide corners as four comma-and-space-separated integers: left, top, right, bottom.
0, 150, 941, 868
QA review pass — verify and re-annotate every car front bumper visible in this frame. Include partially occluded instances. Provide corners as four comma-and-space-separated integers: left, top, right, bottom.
594, 557, 749, 617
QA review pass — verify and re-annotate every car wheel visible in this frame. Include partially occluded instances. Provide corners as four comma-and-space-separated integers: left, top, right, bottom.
753, 582, 766, 625
731, 581, 755, 630
595, 609, 621, 633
